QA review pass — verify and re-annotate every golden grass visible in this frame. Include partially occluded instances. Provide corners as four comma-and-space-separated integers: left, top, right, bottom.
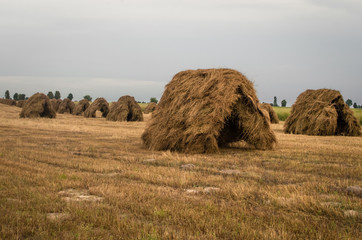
0, 104, 361, 239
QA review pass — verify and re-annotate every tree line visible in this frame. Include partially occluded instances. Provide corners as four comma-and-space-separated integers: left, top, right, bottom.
4, 90, 93, 102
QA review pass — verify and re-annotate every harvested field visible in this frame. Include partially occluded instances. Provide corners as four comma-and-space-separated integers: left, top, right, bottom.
0, 104, 361, 239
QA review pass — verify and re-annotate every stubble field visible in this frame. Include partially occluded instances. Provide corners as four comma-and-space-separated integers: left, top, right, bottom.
0, 104, 361, 239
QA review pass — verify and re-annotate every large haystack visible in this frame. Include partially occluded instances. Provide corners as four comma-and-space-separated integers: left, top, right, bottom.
73, 99, 90, 116
50, 99, 62, 112
16, 100, 26, 108
144, 102, 157, 114
106, 95, 143, 122
260, 103, 279, 124
84, 98, 109, 118
284, 89, 360, 136
57, 98, 75, 114
19, 93, 56, 118
142, 68, 277, 153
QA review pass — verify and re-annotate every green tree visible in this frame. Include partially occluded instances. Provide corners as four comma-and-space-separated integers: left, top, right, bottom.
47, 91, 54, 99
346, 99, 353, 107
353, 102, 358, 108
5, 90, 10, 99
150, 97, 158, 103
83, 95, 92, 102
67, 93, 74, 100
281, 99, 287, 107
273, 96, 278, 107
18, 94, 26, 100
13, 93, 19, 101
55, 91, 61, 100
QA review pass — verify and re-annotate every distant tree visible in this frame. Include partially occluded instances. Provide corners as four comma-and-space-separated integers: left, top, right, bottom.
47, 91, 54, 99
5, 90, 10, 99
67, 93, 74, 101
150, 97, 158, 103
13, 93, 19, 101
353, 102, 358, 108
346, 99, 353, 107
54, 91, 61, 100
18, 94, 26, 100
273, 96, 278, 107
83, 95, 92, 102
281, 99, 287, 107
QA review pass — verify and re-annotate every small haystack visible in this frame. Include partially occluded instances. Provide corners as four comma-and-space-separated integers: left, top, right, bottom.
73, 99, 90, 116
50, 99, 62, 112
144, 102, 157, 114
16, 100, 26, 108
260, 103, 279, 124
58, 98, 75, 114
0, 98, 16, 106
284, 89, 360, 136
106, 95, 143, 122
84, 98, 109, 118
142, 68, 276, 153
19, 93, 56, 118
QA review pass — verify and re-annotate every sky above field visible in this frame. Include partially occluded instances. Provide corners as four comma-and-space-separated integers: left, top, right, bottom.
0, 0, 361, 105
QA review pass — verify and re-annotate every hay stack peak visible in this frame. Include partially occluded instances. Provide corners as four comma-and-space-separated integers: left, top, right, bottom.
142, 68, 276, 153
106, 95, 143, 122
284, 89, 360, 136
84, 98, 109, 118
58, 98, 75, 114
260, 103, 279, 124
19, 93, 56, 118
73, 99, 90, 116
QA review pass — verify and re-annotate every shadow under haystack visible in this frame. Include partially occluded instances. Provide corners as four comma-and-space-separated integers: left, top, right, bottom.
106, 95, 143, 122
19, 93, 56, 118
260, 103, 279, 124
50, 99, 62, 112
144, 102, 157, 114
73, 99, 90, 116
142, 68, 277, 153
84, 98, 109, 118
284, 89, 360, 136
58, 98, 75, 114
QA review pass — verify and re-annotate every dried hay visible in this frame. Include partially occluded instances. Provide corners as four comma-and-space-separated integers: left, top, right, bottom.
284, 89, 360, 136
0, 99, 16, 106
144, 102, 157, 114
19, 93, 56, 118
73, 99, 90, 116
84, 98, 109, 118
57, 98, 75, 114
260, 103, 279, 123
142, 68, 277, 153
16, 100, 26, 108
50, 99, 62, 112
106, 95, 143, 122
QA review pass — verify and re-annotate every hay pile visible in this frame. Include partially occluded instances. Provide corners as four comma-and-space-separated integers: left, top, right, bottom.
16, 100, 26, 108
84, 98, 109, 118
106, 95, 143, 122
50, 99, 62, 112
19, 93, 56, 118
142, 68, 276, 153
0, 99, 16, 106
73, 99, 90, 116
57, 98, 75, 114
144, 102, 157, 114
260, 103, 279, 124
284, 89, 360, 136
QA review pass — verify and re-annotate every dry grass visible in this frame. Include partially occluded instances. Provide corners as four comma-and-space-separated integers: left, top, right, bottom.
0, 104, 361, 239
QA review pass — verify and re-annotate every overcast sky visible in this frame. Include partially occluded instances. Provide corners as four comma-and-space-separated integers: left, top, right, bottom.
0, 0, 361, 105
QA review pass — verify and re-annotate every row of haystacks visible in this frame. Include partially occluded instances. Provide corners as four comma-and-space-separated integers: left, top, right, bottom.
58, 98, 75, 114
142, 68, 277, 153
16, 100, 26, 108
73, 99, 90, 116
84, 98, 109, 118
284, 89, 360, 136
106, 96, 143, 122
260, 103, 279, 124
19, 93, 56, 118
144, 102, 157, 114
50, 99, 62, 112
0, 98, 17, 106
